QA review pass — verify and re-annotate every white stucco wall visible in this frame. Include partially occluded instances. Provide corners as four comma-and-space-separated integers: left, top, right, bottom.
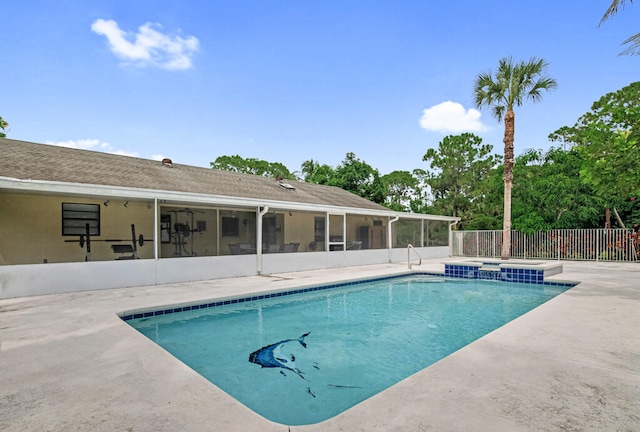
0, 245, 452, 299
0, 260, 157, 298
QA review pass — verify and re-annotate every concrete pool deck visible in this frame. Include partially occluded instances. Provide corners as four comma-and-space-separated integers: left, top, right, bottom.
1, 259, 639, 431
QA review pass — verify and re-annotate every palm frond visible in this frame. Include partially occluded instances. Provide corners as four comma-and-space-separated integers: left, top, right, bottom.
620, 32, 640, 55
492, 106, 505, 122
599, 0, 640, 56
527, 76, 558, 103
473, 72, 501, 111
600, 0, 632, 26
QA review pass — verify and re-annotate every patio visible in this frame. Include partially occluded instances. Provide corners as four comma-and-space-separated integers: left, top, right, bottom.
1, 259, 639, 431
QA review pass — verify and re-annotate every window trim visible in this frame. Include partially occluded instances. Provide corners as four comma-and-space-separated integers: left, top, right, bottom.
62, 202, 100, 236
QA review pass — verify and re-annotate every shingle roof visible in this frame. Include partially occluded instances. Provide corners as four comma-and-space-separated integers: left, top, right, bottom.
1, 138, 388, 211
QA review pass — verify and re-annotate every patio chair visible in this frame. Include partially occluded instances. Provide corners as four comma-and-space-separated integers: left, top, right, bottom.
238, 243, 256, 254
283, 243, 299, 253
347, 241, 362, 250
267, 244, 282, 253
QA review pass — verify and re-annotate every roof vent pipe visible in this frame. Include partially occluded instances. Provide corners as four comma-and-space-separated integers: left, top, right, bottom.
161, 158, 173, 167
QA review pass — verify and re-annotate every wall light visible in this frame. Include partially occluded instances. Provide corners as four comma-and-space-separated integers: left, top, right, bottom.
103, 200, 109, 207
124, 201, 129, 208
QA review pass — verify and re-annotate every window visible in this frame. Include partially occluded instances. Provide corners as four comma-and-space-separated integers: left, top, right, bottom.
425, 220, 449, 247
62, 203, 100, 236
394, 219, 421, 248
221, 217, 240, 237
314, 217, 325, 242
161, 214, 171, 243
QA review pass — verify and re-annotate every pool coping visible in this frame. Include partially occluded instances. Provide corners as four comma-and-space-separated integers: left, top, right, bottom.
118, 271, 414, 320
118, 271, 578, 321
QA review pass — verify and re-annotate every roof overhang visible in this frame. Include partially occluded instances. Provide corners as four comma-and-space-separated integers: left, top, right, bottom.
0, 176, 460, 222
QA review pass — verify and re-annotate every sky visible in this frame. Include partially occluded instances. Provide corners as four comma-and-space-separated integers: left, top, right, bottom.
2, 1, 638, 176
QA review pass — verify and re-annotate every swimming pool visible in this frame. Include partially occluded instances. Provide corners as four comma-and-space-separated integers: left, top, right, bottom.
123, 274, 574, 425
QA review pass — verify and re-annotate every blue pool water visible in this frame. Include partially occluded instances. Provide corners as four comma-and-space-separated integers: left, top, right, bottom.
125, 275, 572, 425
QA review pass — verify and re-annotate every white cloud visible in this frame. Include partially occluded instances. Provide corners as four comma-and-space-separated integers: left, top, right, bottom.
419, 101, 488, 133
91, 19, 199, 70
45, 139, 139, 158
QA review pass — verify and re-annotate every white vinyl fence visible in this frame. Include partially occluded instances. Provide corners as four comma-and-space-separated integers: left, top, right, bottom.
452, 229, 639, 262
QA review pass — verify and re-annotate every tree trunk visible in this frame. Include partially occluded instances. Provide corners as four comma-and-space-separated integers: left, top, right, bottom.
502, 178, 512, 260
502, 110, 515, 260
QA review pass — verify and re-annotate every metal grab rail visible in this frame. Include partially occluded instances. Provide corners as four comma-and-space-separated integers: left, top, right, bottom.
407, 244, 422, 269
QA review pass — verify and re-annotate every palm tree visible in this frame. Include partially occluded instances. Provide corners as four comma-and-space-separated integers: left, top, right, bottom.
600, 0, 640, 55
473, 57, 557, 259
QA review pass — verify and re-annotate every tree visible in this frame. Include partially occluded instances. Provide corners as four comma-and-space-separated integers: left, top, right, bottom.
300, 159, 335, 184
462, 164, 503, 230
380, 170, 425, 212
211, 155, 295, 179
510, 147, 603, 232
600, 0, 640, 56
473, 57, 557, 259
549, 81, 640, 200
422, 133, 498, 227
0, 116, 8, 138
302, 152, 386, 204
332, 152, 385, 203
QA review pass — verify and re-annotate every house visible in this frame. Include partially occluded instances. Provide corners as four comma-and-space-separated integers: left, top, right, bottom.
0, 138, 459, 298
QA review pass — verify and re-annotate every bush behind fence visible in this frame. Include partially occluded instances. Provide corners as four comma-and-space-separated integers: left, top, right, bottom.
452, 229, 638, 262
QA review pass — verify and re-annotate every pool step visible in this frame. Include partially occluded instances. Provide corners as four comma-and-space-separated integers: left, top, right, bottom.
479, 266, 500, 272
478, 267, 502, 281
445, 261, 562, 284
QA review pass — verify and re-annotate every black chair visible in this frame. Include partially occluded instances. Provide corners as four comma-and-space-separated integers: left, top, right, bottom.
112, 244, 135, 259
283, 243, 299, 253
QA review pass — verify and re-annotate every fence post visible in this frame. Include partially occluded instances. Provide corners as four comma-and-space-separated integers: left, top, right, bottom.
557, 230, 560, 261
493, 231, 496, 258
596, 229, 599, 262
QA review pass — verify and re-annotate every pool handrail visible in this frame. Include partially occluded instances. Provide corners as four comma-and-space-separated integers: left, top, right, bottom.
407, 244, 422, 269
